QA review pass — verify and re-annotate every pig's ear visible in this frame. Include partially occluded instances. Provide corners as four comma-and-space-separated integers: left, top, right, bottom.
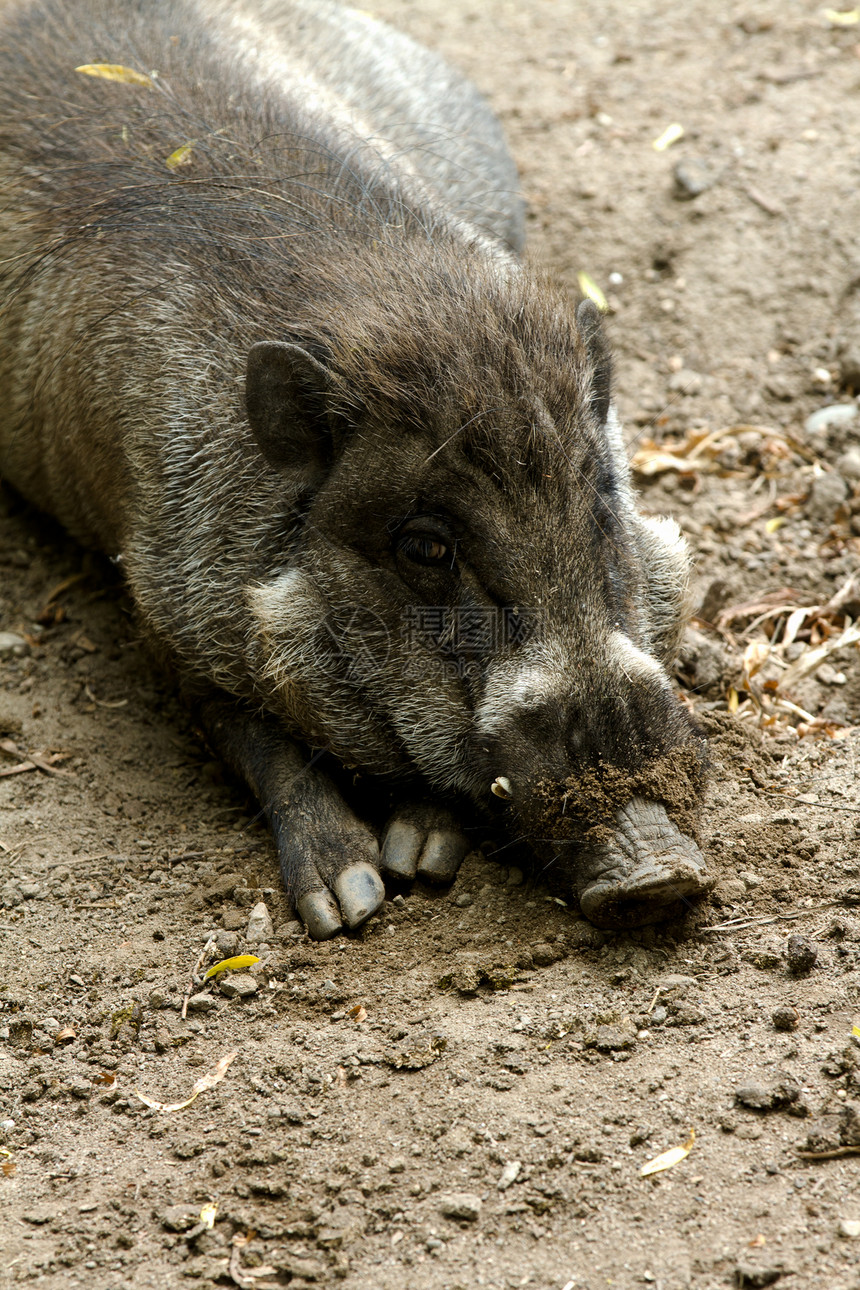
575, 298, 612, 427
245, 341, 336, 472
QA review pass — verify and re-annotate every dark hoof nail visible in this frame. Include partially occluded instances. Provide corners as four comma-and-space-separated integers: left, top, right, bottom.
417, 830, 470, 883
297, 890, 343, 940
380, 821, 421, 880
579, 858, 713, 930
334, 862, 385, 928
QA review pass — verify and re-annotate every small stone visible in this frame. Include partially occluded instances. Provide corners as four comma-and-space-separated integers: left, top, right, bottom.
739, 871, 763, 890
161, 1204, 200, 1233
804, 402, 858, 436
218, 972, 258, 999
246, 900, 274, 944
786, 934, 817, 975
438, 1192, 482, 1222
713, 878, 747, 905
531, 942, 560, 967
836, 448, 860, 481
838, 1219, 860, 1239
593, 1021, 637, 1052
672, 157, 713, 200
453, 892, 473, 908
0, 632, 29, 657
736, 1085, 774, 1111
497, 1160, 521, 1191
806, 473, 848, 521
18, 881, 42, 899
221, 909, 246, 931
215, 930, 241, 956
185, 992, 218, 1013
815, 662, 846, 686
281, 920, 304, 939
505, 867, 524, 887
0, 880, 24, 908
387, 1156, 407, 1174
67, 1076, 91, 1100
771, 1006, 798, 1032
148, 988, 171, 1010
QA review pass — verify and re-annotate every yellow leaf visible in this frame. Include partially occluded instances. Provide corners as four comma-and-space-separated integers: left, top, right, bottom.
204, 955, 260, 980
165, 141, 196, 171
576, 272, 608, 312
75, 63, 153, 87
852, 1023, 860, 1039
823, 8, 860, 24
134, 1049, 238, 1112
652, 123, 685, 152
199, 1203, 218, 1229
765, 517, 785, 534
727, 687, 739, 713
640, 1129, 695, 1177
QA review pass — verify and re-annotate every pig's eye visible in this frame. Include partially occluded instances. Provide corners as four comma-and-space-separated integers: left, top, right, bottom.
396, 522, 456, 568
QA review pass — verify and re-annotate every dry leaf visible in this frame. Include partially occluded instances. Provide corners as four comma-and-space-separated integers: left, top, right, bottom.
55, 1027, 77, 1045
640, 1129, 695, 1177
204, 955, 260, 980
165, 141, 196, 170
135, 1049, 238, 1112
75, 63, 153, 87
652, 122, 684, 151
576, 272, 607, 312
765, 516, 785, 533
1, 1160, 16, 1177
199, 1202, 218, 1229
348, 1004, 367, 1022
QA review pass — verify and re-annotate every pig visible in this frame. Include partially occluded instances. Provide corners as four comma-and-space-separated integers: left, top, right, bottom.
0, 0, 713, 939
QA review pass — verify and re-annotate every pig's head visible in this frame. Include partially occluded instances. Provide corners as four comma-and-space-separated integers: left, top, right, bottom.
245, 245, 711, 928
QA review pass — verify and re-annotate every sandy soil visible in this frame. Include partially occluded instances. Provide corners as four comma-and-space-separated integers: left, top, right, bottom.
2, 2, 860, 1288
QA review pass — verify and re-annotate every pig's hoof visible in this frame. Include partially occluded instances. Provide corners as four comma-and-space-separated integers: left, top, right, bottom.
333, 862, 386, 928
576, 797, 713, 930
297, 889, 343, 940
380, 803, 471, 883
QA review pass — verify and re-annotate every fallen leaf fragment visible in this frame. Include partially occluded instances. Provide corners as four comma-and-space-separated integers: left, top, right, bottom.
823, 8, 860, 24
54, 1027, 77, 1045
653, 122, 684, 151
576, 271, 608, 312
640, 1128, 695, 1176
2, 1160, 16, 1177
92, 1071, 117, 1087
75, 63, 153, 86
135, 1049, 238, 1112
765, 517, 785, 534
199, 1202, 218, 1229
852, 1023, 860, 1040
348, 1003, 367, 1022
204, 955, 260, 980
165, 141, 196, 170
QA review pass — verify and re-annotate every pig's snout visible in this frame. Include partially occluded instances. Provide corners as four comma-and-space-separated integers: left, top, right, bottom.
572, 796, 713, 929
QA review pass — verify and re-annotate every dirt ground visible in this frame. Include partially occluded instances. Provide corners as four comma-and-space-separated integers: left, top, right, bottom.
2, 2, 860, 1287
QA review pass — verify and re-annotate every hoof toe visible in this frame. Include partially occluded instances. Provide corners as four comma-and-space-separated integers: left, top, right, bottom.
334, 861, 385, 928
416, 830, 470, 882
297, 890, 343, 940
380, 821, 422, 880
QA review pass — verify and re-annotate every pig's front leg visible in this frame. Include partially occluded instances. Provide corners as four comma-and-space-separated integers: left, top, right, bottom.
198, 697, 385, 939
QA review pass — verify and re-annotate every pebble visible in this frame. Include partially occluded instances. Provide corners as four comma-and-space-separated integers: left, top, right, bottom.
186, 992, 218, 1013
215, 930, 241, 956
246, 900, 274, 944
836, 448, 860, 481
816, 663, 846, 686
453, 892, 473, 908
672, 157, 713, 200
838, 1220, 860, 1239
505, 867, 524, 887
438, 1192, 482, 1223
221, 910, 246, 931
804, 402, 858, 436
218, 972, 258, 999
0, 631, 29, 657
713, 877, 747, 904
786, 934, 817, 975
161, 1204, 201, 1233
806, 471, 849, 521
771, 1005, 799, 1032
0, 881, 24, 908
497, 1160, 522, 1191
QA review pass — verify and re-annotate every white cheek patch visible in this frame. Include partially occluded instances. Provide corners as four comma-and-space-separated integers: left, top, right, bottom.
607, 631, 671, 689
248, 568, 324, 638
475, 642, 573, 737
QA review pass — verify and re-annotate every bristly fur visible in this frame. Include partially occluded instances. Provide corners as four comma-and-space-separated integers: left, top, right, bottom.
0, 0, 700, 826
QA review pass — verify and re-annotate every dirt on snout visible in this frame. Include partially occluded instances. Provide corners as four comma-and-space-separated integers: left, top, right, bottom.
527, 742, 708, 852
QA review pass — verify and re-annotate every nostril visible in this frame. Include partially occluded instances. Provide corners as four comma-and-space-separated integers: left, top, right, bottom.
491, 776, 513, 800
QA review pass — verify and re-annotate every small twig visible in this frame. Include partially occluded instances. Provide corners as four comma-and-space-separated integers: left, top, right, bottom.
181, 934, 216, 1019
703, 904, 839, 933
796, 1146, 860, 1161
